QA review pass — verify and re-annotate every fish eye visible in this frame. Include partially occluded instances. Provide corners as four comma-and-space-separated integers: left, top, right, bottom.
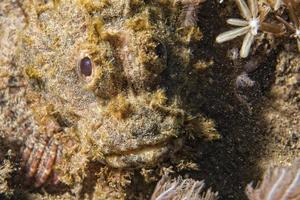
80, 57, 92, 76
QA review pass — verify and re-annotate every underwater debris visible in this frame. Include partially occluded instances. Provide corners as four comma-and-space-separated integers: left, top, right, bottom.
150, 174, 218, 200
178, 0, 206, 27
272, 51, 300, 104
275, 0, 300, 51
246, 158, 300, 200
0, 159, 14, 197
234, 59, 262, 110
235, 72, 259, 109
268, 0, 284, 10
216, 0, 284, 57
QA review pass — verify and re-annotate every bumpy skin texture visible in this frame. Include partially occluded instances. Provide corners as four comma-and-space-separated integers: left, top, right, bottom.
17, 0, 203, 186
0, 0, 36, 143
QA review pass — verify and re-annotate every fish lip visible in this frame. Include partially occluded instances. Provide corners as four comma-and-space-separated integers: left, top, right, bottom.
104, 138, 183, 168
106, 141, 170, 157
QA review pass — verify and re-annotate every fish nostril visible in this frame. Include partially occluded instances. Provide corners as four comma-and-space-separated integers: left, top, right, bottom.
80, 57, 92, 76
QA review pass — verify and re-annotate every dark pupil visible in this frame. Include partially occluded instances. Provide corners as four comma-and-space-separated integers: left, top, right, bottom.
80, 57, 92, 76
155, 43, 165, 58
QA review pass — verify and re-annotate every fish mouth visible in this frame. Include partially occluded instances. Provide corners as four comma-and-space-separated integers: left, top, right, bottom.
105, 139, 182, 168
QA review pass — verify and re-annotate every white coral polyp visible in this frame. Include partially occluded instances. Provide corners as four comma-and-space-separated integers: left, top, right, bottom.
249, 18, 259, 35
